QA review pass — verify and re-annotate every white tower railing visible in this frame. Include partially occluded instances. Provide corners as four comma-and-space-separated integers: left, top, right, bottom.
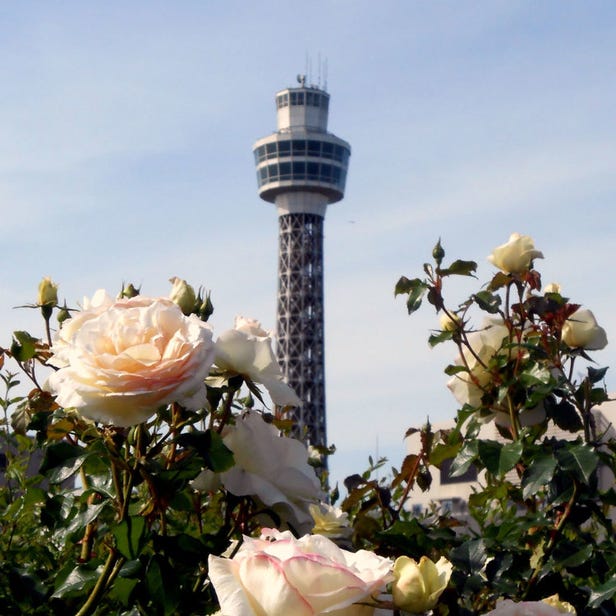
252, 78, 350, 450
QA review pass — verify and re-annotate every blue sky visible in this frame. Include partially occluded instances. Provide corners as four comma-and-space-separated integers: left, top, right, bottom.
1, 2, 615, 487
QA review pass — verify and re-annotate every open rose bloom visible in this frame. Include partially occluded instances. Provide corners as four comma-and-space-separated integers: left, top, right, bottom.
46, 290, 216, 426
208, 529, 393, 616
216, 411, 322, 534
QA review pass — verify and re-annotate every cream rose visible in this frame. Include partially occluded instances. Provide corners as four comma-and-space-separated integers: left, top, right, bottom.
482, 599, 573, 616
447, 319, 510, 408
46, 291, 216, 426
488, 233, 544, 274
392, 555, 452, 614
310, 502, 353, 540
562, 307, 608, 350
215, 316, 300, 407
208, 528, 393, 616
216, 411, 321, 533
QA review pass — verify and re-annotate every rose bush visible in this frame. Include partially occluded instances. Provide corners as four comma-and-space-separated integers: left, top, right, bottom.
215, 316, 301, 407
46, 290, 216, 426
208, 528, 393, 616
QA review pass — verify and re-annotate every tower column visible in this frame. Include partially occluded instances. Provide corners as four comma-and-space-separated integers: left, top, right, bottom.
276, 212, 326, 446
252, 77, 351, 454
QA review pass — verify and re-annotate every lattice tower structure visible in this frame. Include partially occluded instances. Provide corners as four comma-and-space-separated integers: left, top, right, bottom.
252, 80, 350, 450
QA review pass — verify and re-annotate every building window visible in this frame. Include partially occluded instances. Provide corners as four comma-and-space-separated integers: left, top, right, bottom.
440, 458, 478, 484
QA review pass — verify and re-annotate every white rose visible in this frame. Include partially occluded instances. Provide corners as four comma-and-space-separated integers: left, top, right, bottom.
488, 233, 544, 274
46, 291, 216, 426
215, 316, 300, 407
562, 307, 607, 351
447, 319, 510, 408
219, 411, 321, 533
482, 599, 573, 616
310, 502, 353, 540
208, 528, 393, 616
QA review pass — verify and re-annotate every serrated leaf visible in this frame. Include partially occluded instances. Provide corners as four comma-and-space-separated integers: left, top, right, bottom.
444, 364, 468, 376
556, 442, 598, 484
52, 563, 101, 599
478, 440, 523, 476
473, 291, 502, 314
546, 398, 583, 432
451, 538, 487, 574
10, 331, 39, 362
39, 441, 87, 483
394, 276, 424, 296
112, 516, 147, 561
587, 366, 608, 384
428, 330, 454, 347
522, 451, 557, 499
588, 577, 616, 608
439, 260, 477, 277
487, 271, 511, 291
450, 441, 478, 477
177, 430, 234, 473
406, 284, 427, 315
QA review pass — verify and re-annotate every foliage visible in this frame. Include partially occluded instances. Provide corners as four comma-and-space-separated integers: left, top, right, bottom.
0, 235, 614, 615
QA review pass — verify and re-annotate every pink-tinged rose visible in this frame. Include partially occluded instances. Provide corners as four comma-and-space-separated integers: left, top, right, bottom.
215, 316, 300, 407
208, 529, 393, 616
562, 307, 607, 351
46, 291, 216, 426
488, 233, 543, 274
218, 411, 321, 533
482, 599, 574, 615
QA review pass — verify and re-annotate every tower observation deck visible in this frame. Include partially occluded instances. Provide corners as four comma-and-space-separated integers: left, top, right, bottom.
253, 77, 351, 450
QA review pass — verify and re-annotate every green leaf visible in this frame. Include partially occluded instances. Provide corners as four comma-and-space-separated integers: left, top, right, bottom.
478, 440, 523, 476
439, 259, 477, 277
108, 576, 139, 606
39, 441, 87, 483
394, 276, 424, 296
556, 442, 599, 484
518, 363, 552, 387
177, 429, 234, 472
10, 331, 39, 362
487, 271, 512, 291
588, 577, 616, 608
67, 501, 108, 539
522, 451, 557, 500
546, 398, 583, 432
52, 562, 101, 599
428, 330, 454, 347
473, 291, 502, 314
450, 538, 487, 574
553, 543, 593, 569
587, 366, 608, 384
406, 284, 427, 315
146, 555, 180, 616
112, 516, 147, 561
450, 441, 478, 478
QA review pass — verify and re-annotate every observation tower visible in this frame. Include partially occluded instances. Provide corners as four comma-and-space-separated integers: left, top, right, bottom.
252, 76, 351, 450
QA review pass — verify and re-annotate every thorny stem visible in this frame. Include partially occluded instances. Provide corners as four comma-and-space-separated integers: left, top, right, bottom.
75, 548, 120, 616
523, 483, 578, 598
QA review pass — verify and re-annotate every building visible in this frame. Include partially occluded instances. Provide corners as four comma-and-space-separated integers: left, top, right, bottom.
252, 76, 351, 450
